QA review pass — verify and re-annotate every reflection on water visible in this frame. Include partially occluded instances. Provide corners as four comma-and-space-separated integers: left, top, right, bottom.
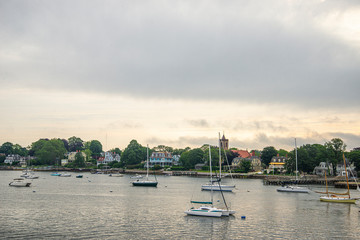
1, 171, 360, 239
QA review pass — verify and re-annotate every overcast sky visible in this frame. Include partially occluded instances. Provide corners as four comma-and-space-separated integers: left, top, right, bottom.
1, 0, 359, 151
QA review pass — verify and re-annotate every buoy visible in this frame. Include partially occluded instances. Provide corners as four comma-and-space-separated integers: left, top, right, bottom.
241, 216, 246, 219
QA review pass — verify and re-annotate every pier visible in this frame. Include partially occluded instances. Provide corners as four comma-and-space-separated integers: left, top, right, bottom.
262, 175, 355, 186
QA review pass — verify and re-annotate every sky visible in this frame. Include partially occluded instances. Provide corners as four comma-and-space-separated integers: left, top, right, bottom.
1, 0, 360, 151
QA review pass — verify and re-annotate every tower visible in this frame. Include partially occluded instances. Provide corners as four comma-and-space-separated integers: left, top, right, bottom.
220, 133, 229, 150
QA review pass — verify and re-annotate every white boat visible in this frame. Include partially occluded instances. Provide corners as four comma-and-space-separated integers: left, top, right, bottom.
9, 178, 31, 187
201, 133, 235, 192
59, 173, 71, 177
201, 184, 234, 192
109, 173, 123, 177
186, 144, 235, 217
277, 138, 309, 193
316, 154, 359, 204
132, 145, 158, 187
277, 185, 310, 193
130, 174, 143, 179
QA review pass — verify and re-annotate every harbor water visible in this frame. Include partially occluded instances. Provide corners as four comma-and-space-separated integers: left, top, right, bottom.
1, 171, 360, 239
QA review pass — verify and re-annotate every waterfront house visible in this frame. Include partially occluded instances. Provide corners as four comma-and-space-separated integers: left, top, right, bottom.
149, 151, 176, 167
4, 154, 27, 166
96, 152, 121, 166
313, 162, 333, 176
62, 151, 87, 166
336, 160, 357, 177
267, 154, 287, 173
231, 150, 262, 172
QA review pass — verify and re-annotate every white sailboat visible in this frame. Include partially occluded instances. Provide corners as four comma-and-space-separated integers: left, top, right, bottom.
316, 154, 359, 203
277, 138, 310, 193
185, 145, 235, 217
201, 133, 235, 192
132, 145, 158, 187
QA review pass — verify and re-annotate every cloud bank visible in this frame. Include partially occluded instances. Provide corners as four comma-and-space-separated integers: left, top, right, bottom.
1, 0, 360, 109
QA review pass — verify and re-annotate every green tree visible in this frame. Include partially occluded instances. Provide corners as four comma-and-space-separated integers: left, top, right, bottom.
202, 146, 219, 168
68, 136, 84, 152
179, 148, 204, 170
73, 152, 86, 168
240, 160, 252, 173
347, 150, 360, 175
278, 149, 289, 157
29, 139, 48, 156
35, 139, 67, 165
153, 145, 174, 153
0, 142, 14, 155
12, 144, 28, 156
325, 138, 346, 175
173, 147, 190, 155
83, 149, 93, 162
261, 146, 278, 166
121, 140, 146, 166
89, 140, 103, 158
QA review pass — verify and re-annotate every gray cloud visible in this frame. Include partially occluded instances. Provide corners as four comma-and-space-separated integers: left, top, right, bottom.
1, 0, 360, 109
185, 119, 209, 128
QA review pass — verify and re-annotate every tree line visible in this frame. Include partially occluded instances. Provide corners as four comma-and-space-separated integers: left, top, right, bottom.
1, 137, 359, 175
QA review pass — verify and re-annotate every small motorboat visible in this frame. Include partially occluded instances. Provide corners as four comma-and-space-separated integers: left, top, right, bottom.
51, 172, 61, 176
76, 175, 83, 178
130, 174, 143, 179
9, 178, 31, 187
109, 173, 123, 177
59, 173, 71, 177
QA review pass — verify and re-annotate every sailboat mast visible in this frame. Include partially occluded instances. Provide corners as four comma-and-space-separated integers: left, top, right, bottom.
295, 138, 298, 181
219, 132, 221, 179
209, 145, 213, 206
325, 170, 329, 197
343, 154, 351, 198
146, 144, 149, 180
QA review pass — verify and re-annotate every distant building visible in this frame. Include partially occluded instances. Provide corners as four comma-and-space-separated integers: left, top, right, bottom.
336, 160, 357, 177
231, 150, 262, 172
195, 163, 205, 170
149, 152, 174, 167
4, 154, 27, 166
97, 152, 121, 166
220, 134, 229, 150
267, 154, 287, 173
62, 151, 87, 166
313, 162, 331, 176
172, 155, 181, 166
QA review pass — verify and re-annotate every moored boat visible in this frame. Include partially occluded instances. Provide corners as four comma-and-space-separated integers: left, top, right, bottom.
317, 154, 359, 204
132, 145, 158, 187
9, 178, 31, 187
186, 144, 235, 218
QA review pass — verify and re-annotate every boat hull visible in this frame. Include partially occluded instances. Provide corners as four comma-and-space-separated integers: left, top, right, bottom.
9, 182, 31, 187
320, 196, 358, 203
201, 185, 235, 192
277, 186, 310, 193
132, 181, 158, 187
185, 209, 222, 217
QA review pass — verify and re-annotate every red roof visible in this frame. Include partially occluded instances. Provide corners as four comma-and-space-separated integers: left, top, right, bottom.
231, 150, 251, 158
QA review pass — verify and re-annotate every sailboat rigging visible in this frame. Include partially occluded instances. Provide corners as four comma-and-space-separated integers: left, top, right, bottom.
201, 133, 235, 192
277, 138, 309, 193
132, 145, 158, 187
316, 154, 359, 203
185, 144, 235, 217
